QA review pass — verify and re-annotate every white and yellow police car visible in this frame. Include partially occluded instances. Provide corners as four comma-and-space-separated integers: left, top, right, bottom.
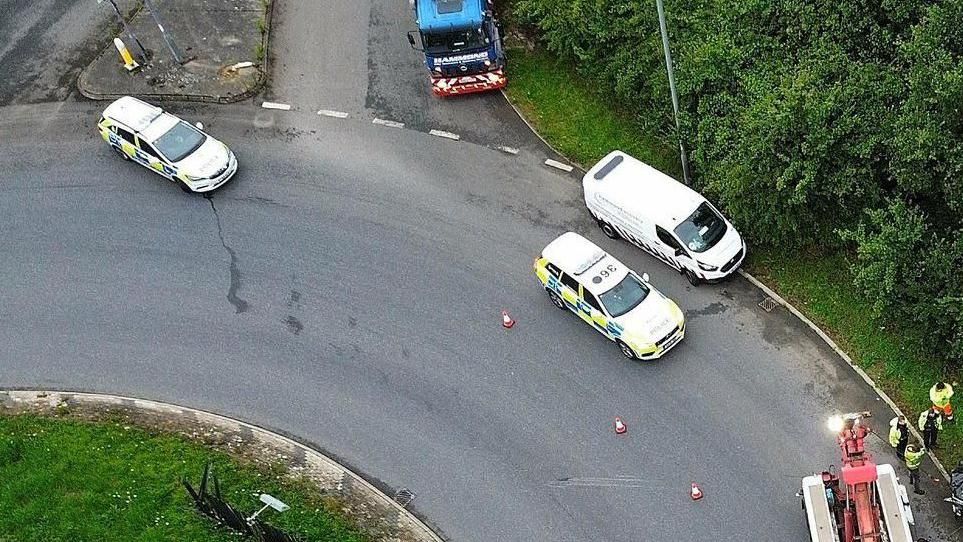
535, 232, 685, 360
98, 96, 237, 193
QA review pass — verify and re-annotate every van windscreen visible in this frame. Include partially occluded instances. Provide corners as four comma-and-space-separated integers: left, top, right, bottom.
674, 202, 727, 253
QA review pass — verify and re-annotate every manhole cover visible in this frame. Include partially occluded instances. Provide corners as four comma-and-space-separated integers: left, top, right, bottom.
394, 488, 416, 507
758, 297, 778, 312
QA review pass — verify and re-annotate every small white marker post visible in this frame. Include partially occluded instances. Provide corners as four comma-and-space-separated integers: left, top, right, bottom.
317, 109, 349, 118
261, 102, 292, 111
544, 159, 574, 172
429, 129, 460, 141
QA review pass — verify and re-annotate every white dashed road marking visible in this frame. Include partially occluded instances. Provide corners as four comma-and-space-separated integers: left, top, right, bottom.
544, 159, 574, 172
429, 129, 460, 141
372, 118, 405, 129
317, 109, 349, 118
261, 101, 292, 110
497, 146, 519, 155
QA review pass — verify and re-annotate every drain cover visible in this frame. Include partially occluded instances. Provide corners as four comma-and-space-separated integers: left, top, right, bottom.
758, 297, 778, 312
394, 488, 416, 507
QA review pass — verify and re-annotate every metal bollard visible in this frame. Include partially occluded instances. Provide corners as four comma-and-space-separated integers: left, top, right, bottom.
113, 37, 139, 72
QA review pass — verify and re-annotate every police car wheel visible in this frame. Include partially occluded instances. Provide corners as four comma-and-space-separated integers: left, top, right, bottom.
112, 145, 130, 161
599, 220, 620, 240
684, 269, 701, 286
617, 341, 637, 360
547, 290, 565, 310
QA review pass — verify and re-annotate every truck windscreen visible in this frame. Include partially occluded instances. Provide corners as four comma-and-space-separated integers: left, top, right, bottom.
424, 27, 488, 54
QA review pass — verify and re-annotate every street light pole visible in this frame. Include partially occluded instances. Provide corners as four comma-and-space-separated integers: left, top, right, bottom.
100, 0, 147, 62
655, 0, 692, 185
142, 0, 188, 64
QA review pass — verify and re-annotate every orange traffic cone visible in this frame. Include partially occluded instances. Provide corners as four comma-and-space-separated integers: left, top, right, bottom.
502, 310, 515, 328
614, 417, 627, 434
690, 483, 704, 501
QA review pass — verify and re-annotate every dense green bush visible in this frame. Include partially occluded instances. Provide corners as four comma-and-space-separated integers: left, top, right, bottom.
511, 0, 963, 362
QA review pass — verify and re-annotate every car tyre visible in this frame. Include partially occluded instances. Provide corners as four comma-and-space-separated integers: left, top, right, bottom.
684, 268, 701, 286
112, 145, 130, 161
178, 180, 193, 193
617, 341, 638, 360
547, 290, 566, 310
599, 220, 620, 240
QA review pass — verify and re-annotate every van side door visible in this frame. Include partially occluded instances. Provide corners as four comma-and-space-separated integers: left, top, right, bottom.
655, 226, 696, 272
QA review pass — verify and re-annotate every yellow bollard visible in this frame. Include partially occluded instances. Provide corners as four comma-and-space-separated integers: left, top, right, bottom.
113, 37, 139, 72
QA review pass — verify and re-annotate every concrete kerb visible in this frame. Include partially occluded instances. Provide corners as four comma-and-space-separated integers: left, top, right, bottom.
736, 269, 951, 482
0, 390, 444, 542
497, 87, 952, 484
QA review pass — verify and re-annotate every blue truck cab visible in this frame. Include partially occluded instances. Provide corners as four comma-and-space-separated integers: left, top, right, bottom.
407, 0, 506, 96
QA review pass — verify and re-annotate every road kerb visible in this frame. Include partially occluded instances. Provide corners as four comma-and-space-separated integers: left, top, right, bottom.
0, 389, 445, 542
737, 269, 950, 482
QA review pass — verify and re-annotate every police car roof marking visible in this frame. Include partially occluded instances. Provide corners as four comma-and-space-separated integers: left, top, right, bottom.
103, 96, 163, 133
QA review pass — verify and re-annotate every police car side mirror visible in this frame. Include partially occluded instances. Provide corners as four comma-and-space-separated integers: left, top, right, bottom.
642, 273, 650, 283
194, 122, 204, 131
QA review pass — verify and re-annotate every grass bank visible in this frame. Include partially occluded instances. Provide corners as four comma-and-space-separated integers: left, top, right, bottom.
503, 44, 962, 469
0, 414, 368, 542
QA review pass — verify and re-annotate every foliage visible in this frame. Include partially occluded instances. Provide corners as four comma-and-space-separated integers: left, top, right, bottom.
510, 0, 963, 361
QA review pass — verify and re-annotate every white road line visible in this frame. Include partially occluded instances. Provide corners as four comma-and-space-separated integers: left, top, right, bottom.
372, 118, 405, 129
496, 146, 519, 155
428, 129, 460, 141
261, 101, 292, 111
544, 159, 574, 172
317, 109, 349, 118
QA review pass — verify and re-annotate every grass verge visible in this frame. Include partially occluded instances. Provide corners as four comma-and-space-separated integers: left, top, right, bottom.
503, 44, 962, 469
0, 414, 368, 542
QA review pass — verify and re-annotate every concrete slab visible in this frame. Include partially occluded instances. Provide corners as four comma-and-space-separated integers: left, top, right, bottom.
78, 0, 270, 103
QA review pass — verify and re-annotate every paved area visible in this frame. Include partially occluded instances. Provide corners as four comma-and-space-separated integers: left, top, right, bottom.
1, 101, 957, 541
0, 0, 959, 540
0, 0, 136, 105
78, 0, 267, 102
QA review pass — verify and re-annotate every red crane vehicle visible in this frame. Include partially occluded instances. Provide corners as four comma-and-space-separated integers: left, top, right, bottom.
799, 412, 916, 542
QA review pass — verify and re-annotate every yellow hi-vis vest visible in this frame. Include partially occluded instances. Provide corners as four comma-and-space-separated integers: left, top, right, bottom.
905, 448, 925, 470
889, 423, 903, 448
930, 383, 954, 407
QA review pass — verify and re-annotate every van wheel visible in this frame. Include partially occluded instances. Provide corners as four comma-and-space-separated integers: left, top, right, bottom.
547, 290, 566, 310
599, 220, 620, 240
617, 341, 638, 360
684, 269, 701, 286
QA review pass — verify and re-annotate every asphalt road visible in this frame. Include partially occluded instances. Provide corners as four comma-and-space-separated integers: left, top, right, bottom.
0, 1, 958, 541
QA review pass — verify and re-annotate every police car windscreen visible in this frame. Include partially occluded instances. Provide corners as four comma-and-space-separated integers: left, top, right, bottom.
425, 28, 487, 54
674, 202, 727, 253
599, 274, 650, 318
153, 121, 206, 163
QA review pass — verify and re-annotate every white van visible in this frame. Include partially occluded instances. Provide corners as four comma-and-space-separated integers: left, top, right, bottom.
583, 151, 745, 285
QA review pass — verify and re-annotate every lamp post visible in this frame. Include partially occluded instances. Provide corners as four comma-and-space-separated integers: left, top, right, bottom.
99, 0, 147, 62
655, 0, 692, 185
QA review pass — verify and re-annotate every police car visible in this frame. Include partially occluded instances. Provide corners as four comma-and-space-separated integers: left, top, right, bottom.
535, 232, 685, 360
98, 96, 237, 193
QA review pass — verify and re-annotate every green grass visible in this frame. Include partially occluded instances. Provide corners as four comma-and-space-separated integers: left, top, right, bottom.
504, 44, 962, 469
0, 414, 369, 542
505, 46, 681, 177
